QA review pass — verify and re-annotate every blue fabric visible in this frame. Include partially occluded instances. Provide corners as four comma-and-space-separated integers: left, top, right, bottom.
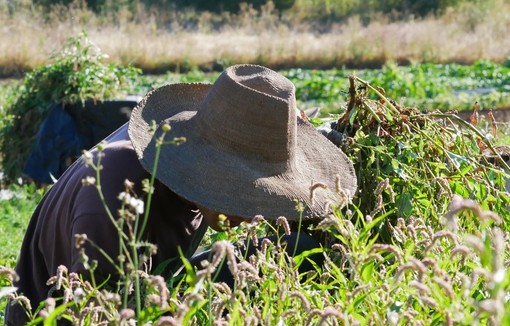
23, 100, 137, 184
23, 104, 85, 183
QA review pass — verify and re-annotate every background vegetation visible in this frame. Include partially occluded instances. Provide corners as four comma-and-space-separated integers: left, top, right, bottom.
19, 0, 505, 21
0, 0, 509, 76
0, 33, 140, 181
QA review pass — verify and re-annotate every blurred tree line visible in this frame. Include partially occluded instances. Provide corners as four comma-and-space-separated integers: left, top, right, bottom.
3, 0, 500, 22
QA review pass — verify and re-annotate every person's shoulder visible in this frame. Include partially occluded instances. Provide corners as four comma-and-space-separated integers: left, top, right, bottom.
73, 124, 149, 188
96, 125, 139, 165
98, 140, 146, 178
102, 139, 137, 160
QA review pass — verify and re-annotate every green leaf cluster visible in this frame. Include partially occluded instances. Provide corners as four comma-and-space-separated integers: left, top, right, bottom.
285, 60, 510, 114
0, 33, 141, 181
334, 75, 510, 240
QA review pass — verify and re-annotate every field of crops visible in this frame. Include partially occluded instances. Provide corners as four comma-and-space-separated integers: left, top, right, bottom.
3, 57, 510, 115
127, 60, 510, 114
1, 43, 510, 324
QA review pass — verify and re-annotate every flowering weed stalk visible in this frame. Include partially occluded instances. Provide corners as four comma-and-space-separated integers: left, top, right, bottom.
73, 122, 183, 321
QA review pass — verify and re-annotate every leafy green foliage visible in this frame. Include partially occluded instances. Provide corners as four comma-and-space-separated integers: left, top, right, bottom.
284, 60, 510, 114
0, 33, 140, 181
335, 75, 510, 239
0, 183, 45, 322
0, 184, 45, 268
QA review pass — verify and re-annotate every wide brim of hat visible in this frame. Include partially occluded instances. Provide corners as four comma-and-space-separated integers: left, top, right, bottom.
129, 83, 357, 220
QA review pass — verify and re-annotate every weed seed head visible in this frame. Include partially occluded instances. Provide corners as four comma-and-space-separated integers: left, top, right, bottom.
161, 123, 171, 132
434, 277, 454, 300
75, 233, 87, 248
260, 238, 272, 256
319, 307, 343, 325
123, 179, 134, 190
252, 215, 265, 224
82, 150, 94, 166
81, 176, 96, 186
118, 192, 144, 214
0, 266, 19, 282
55, 265, 68, 290
276, 216, 291, 235
120, 308, 135, 321
73, 287, 85, 304
309, 182, 327, 204
290, 291, 311, 312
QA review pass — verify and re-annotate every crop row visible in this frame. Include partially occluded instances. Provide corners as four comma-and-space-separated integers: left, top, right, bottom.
124, 60, 510, 116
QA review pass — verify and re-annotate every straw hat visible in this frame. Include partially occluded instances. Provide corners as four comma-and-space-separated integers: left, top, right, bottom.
128, 64, 357, 220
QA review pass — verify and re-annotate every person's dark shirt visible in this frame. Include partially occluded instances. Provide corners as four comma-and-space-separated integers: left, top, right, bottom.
5, 124, 207, 325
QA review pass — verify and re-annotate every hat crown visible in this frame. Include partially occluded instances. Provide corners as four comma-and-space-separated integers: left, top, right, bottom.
129, 64, 358, 220
195, 65, 297, 170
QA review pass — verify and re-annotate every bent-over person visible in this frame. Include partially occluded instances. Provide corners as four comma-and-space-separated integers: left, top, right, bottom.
5, 64, 357, 325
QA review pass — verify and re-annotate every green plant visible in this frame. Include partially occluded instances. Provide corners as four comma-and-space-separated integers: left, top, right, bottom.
0, 184, 46, 268
284, 61, 510, 115
335, 75, 510, 236
0, 32, 140, 182
0, 182, 46, 322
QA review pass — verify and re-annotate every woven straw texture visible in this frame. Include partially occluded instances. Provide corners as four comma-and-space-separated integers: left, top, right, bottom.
129, 65, 357, 220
